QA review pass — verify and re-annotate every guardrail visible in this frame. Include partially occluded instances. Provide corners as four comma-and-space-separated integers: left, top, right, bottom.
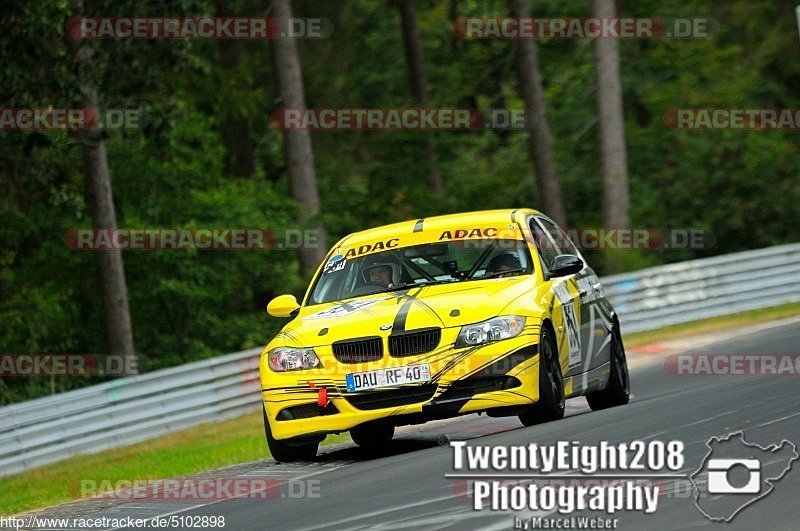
1, 243, 799, 476
0, 349, 262, 476
603, 243, 800, 333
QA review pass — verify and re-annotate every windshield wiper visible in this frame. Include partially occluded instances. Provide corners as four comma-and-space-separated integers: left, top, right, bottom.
480, 268, 526, 279
383, 279, 456, 292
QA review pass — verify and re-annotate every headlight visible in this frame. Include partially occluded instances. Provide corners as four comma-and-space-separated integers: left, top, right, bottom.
456, 316, 526, 348
267, 347, 321, 372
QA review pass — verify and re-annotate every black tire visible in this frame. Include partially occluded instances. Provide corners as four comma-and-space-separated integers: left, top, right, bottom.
350, 421, 395, 447
263, 407, 318, 462
586, 323, 630, 411
519, 325, 565, 427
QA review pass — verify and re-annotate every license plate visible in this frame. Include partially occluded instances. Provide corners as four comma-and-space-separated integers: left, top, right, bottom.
345, 363, 431, 392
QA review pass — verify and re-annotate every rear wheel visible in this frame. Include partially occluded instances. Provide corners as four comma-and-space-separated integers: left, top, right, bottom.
519, 325, 565, 427
350, 421, 395, 447
263, 407, 318, 462
586, 324, 630, 410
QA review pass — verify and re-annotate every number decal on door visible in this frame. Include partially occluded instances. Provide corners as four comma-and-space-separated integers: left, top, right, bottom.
555, 285, 581, 366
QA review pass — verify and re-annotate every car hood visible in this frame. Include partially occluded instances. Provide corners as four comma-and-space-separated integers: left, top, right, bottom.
276, 277, 537, 347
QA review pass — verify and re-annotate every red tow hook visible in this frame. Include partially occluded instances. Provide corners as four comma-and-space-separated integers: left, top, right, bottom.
317, 386, 329, 407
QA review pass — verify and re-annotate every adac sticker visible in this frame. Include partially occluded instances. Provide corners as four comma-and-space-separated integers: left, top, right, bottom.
342, 238, 400, 259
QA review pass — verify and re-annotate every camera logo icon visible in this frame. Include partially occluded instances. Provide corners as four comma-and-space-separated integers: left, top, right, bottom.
690, 431, 798, 522
706, 458, 761, 494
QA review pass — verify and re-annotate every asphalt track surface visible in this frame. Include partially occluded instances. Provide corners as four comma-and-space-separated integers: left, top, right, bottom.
27, 319, 800, 530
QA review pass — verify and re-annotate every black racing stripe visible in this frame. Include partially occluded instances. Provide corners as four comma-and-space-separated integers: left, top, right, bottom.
413, 218, 425, 232
511, 209, 519, 223
390, 287, 445, 331
408, 297, 446, 327
471, 345, 538, 378
391, 288, 422, 333
277, 330, 301, 344
422, 345, 538, 417
430, 348, 478, 381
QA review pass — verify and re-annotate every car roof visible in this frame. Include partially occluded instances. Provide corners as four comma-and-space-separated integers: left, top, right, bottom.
337, 208, 541, 247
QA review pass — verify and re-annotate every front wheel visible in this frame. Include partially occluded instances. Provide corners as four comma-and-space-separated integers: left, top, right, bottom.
263, 407, 318, 462
519, 325, 565, 427
586, 324, 630, 410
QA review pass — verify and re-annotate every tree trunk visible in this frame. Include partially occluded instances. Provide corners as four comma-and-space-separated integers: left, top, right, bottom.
69, 0, 137, 373
509, 0, 566, 226
592, 0, 630, 231
398, 0, 443, 194
270, 0, 327, 276
221, 115, 256, 178
215, 0, 255, 178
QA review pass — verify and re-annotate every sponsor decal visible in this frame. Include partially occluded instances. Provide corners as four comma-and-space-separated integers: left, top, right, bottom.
439, 228, 499, 240
555, 285, 581, 366
341, 238, 399, 258
322, 254, 346, 275
305, 297, 386, 320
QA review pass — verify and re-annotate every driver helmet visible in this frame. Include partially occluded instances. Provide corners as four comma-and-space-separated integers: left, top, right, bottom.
485, 253, 521, 275
362, 261, 402, 286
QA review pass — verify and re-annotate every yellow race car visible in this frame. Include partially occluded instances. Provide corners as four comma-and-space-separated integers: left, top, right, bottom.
260, 209, 629, 461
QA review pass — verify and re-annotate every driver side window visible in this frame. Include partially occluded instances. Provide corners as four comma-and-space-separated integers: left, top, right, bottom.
539, 218, 580, 257
529, 218, 561, 272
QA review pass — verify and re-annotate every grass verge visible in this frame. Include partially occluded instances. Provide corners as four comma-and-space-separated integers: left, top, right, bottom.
4, 301, 798, 515
1, 412, 348, 516
623, 301, 800, 348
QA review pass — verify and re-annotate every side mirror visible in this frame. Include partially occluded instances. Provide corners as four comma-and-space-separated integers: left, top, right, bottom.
267, 294, 300, 318
547, 254, 584, 279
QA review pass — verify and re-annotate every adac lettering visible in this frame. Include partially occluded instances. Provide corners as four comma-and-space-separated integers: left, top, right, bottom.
342, 238, 399, 258
439, 227, 498, 240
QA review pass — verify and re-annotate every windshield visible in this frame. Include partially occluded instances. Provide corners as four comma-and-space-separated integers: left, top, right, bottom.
307, 238, 533, 305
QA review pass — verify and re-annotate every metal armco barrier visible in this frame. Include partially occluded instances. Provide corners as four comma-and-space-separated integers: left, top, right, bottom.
1, 243, 799, 476
0, 349, 262, 476
603, 243, 800, 333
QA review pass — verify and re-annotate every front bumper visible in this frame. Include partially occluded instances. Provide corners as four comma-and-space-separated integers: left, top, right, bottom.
261, 330, 541, 441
